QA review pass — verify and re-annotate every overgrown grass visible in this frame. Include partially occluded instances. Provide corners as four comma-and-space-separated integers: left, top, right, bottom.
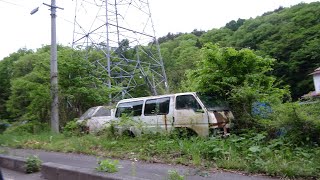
0, 131, 319, 178
1, 103, 319, 179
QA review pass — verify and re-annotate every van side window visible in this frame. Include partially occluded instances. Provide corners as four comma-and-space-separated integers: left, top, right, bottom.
115, 100, 143, 117
144, 97, 170, 116
176, 95, 201, 110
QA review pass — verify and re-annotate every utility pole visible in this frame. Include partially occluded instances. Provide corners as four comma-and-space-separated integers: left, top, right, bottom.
49, 0, 59, 133
31, 2, 62, 133
39, 0, 63, 133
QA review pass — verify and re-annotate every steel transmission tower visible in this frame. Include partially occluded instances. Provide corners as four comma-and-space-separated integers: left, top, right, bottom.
72, 0, 169, 100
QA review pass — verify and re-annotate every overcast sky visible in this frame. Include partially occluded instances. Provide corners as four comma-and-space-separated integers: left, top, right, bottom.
0, 0, 318, 59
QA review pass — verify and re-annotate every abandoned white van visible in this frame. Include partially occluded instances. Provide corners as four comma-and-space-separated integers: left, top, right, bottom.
114, 92, 234, 137
77, 106, 115, 133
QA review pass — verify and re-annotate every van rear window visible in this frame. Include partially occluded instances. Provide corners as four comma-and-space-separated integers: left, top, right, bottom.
115, 100, 143, 117
144, 97, 170, 116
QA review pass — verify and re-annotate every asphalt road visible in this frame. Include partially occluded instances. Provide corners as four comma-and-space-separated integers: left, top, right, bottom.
1, 168, 43, 180
1, 147, 276, 180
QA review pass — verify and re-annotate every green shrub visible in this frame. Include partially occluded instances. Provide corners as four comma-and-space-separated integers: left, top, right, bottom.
95, 123, 117, 137
63, 120, 85, 137
167, 170, 184, 180
117, 114, 144, 129
0, 120, 10, 134
262, 101, 320, 145
26, 155, 42, 173
96, 159, 119, 173
4, 121, 49, 135
111, 114, 146, 137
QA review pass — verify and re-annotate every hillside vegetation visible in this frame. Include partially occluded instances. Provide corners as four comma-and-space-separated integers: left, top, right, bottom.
160, 2, 320, 98
1, 3, 319, 122
0, 2, 320, 178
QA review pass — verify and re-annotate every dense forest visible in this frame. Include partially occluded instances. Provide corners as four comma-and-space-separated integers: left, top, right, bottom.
160, 2, 320, 97
0, 2, 319, 125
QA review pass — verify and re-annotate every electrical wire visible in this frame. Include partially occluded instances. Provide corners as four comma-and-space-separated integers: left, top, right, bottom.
0, 0, 24, 7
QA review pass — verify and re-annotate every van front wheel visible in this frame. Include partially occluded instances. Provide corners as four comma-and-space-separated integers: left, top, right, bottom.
122, 130, 135, 137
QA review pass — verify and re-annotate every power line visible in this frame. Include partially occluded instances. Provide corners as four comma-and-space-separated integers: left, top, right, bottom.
0, 0, 24, 7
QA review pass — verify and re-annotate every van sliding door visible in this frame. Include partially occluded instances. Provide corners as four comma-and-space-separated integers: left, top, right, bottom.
144, 97, 172, 133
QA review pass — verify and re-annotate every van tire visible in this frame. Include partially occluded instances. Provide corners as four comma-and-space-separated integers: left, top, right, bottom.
122, 130, 135, 137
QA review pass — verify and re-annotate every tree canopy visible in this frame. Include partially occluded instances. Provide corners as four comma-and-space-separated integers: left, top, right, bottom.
158, 2, 320, 98
0, 2, 319, 127
1, 46, 115, 125
183, 44, 289, 129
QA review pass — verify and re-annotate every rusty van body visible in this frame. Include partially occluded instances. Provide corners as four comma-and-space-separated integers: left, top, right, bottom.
114, 92, 233, 137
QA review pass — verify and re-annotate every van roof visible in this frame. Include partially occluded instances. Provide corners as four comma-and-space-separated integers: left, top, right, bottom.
117, 92, 196, 103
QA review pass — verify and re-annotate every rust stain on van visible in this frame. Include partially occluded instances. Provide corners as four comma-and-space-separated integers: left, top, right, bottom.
164, 114, 168, 131
213, 111, 231, 128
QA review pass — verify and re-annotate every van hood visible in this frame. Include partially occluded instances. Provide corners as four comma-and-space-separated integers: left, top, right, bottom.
206, 107, 230, 111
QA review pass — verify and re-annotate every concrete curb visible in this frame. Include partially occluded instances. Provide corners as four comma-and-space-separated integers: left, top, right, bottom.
0, 154, 147, 180
0, 154, 27, 173
41, 162, 148, 180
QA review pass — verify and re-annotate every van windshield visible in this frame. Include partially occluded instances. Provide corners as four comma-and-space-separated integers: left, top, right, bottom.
79, 107, 99, 120
196, 93, 230, 111
93, 107, 111, 117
